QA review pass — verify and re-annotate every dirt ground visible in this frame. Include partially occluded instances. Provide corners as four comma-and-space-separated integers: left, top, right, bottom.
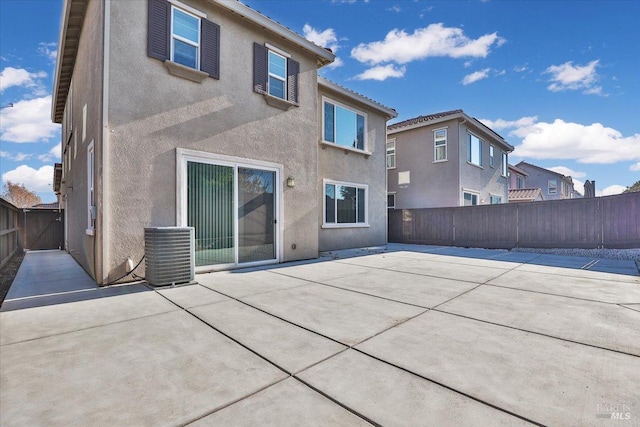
0, 250, 25, 306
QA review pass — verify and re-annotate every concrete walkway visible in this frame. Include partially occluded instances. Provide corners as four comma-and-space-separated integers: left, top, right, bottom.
1, 247, 639, 426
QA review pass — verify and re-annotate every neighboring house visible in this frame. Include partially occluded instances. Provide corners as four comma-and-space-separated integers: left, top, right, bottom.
508, 188, 545, 203
508, 163, 528, 189
51, 0, 396, 284
386, 109, 513, 209
515, 161, 580, 200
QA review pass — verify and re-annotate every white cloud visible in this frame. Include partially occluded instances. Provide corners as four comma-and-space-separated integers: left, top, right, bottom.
351, 23, 505, 65
598, 185, 626, 197
462, 68, 490, 85
387, 5, 402, 13
548, 166, 586, 178
354, 64, 406, 81
572, 178, 585, 196
303, 24, 343, 70
1, 165, 54, 192
37, 143, 62, 162
0, 67, 47, 92
630, 162, 640, 172
0, 96, 60, 143
514, 64, 529, 73
544, 60, 602, 94
487, 116, 640, 164
37, 42, 58, 62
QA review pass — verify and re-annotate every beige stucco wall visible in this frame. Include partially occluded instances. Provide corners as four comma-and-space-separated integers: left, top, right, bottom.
105, 0, 320, 279
60, 0, 104, 280
317, 86, 389, 251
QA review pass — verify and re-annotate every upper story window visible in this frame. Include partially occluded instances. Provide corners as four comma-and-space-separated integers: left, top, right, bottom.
171, 6, 200, 69
324, 180, 368, 227
253, 43, 299, 106
148, 0, 220, 79
516, 175, 525, 189
489, 145, 495, 167
467, 134, 482, 166
501, 152, 508, 177
434, 128, 447, 161
323, 98, 366, 151
548, 179, 558, 195
386, 140, 396, 169
387, 193, 396, 209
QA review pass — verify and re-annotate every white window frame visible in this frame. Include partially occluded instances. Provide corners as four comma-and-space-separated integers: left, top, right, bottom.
433, 128, 447, 162
86, 141, 95, 235
386, 139, 396, 169
489, 145, 495, 168
170, 4, 202, 70
82, 103, 87, 143
323, 179, 369, 228
267, 50, 287, 100
462, 190, 479, 206
322, 96, 369, 153
516, 175, 525, 189
501, 152, 508, 177
467, 133, 482, 167
548, 179, 558, 195
387, 192, 396, 209
490, 195, 502, 204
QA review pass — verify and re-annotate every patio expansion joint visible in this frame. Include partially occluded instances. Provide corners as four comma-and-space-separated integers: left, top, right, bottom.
483, 282, 628, 306
430, 309, 640, 359
350, 347, 546, 427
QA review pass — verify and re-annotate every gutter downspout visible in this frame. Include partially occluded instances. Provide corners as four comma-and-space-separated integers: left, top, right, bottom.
101, 0, 111, 285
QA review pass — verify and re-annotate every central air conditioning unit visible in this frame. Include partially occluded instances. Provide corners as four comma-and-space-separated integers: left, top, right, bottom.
144, 227, 195, 287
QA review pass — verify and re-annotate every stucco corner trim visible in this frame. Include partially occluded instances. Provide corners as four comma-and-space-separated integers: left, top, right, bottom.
263, 94, 299, 110
164, 60, 209, 83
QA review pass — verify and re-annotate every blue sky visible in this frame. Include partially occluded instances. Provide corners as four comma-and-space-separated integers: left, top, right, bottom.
1, 0, 639, 203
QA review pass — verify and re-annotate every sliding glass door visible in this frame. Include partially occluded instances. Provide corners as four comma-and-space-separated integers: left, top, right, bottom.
187, 161, 277, 268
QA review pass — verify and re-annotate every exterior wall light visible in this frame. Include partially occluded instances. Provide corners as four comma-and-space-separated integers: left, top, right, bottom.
287, 177, 295, 188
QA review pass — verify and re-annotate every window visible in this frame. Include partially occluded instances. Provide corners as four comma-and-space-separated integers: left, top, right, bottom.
323, 99, 366, 151
324, 181, 367, 227
490, 195, 502, 204
171, 6, 200, 69
87, 141, 95, 235
82, 104, 87, 143
387, 193, 396, 209
253, 43, 300, 105
516, 175, 525, 189
463, 192, 478, 206
434, 129, 447, 161
501, 152, 508, 177
386, 140, 396, 169
148, 0, 220, 79
489, 145, 495, 167
467, 134, 482, 166
548, 179, 557, 195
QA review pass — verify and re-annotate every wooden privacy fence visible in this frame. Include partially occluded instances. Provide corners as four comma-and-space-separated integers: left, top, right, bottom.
389, 192, 640, 249
1, 198, 20, 268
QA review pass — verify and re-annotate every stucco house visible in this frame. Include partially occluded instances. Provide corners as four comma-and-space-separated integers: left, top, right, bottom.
515, 161, 580, 200
51, 0, 396, 284
386, 109, 513, 209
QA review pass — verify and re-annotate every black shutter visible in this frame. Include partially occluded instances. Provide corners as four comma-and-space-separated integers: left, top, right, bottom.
287, 58, 299, 104
201, 19, 220, 79
148, 0, 170, 61
253, 43, 268, 94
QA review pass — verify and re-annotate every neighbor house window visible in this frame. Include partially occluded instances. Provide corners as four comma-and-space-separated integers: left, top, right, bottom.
434, 128, 447, 161
324, 180, 367, 226
387, 193, 396, 209
87, 141, 95, 234
386, 140, 396, 169
489, 145, 495, 167
516, 175, 525, 189
501, 152, 508, 177
490, 195, 502, 204
147, 0, 220, 78
171, 6, 200, 69
463, 192, 478, 206
548, 179, 558, 195
323, 99, 366, 151
467, 134, 482, 166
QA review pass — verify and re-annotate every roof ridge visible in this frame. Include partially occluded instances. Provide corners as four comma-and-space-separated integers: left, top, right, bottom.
388, 109, 463, 130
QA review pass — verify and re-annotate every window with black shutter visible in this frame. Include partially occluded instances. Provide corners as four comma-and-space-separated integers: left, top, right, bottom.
147, 0, 219, 80
253, 42, 300, 108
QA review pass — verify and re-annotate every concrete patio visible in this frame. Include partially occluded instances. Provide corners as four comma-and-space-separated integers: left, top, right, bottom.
1, 245, 639, 426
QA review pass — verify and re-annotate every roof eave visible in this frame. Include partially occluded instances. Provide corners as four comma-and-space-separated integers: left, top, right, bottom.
388, 111, 463, 135
318, 77, 397, 119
